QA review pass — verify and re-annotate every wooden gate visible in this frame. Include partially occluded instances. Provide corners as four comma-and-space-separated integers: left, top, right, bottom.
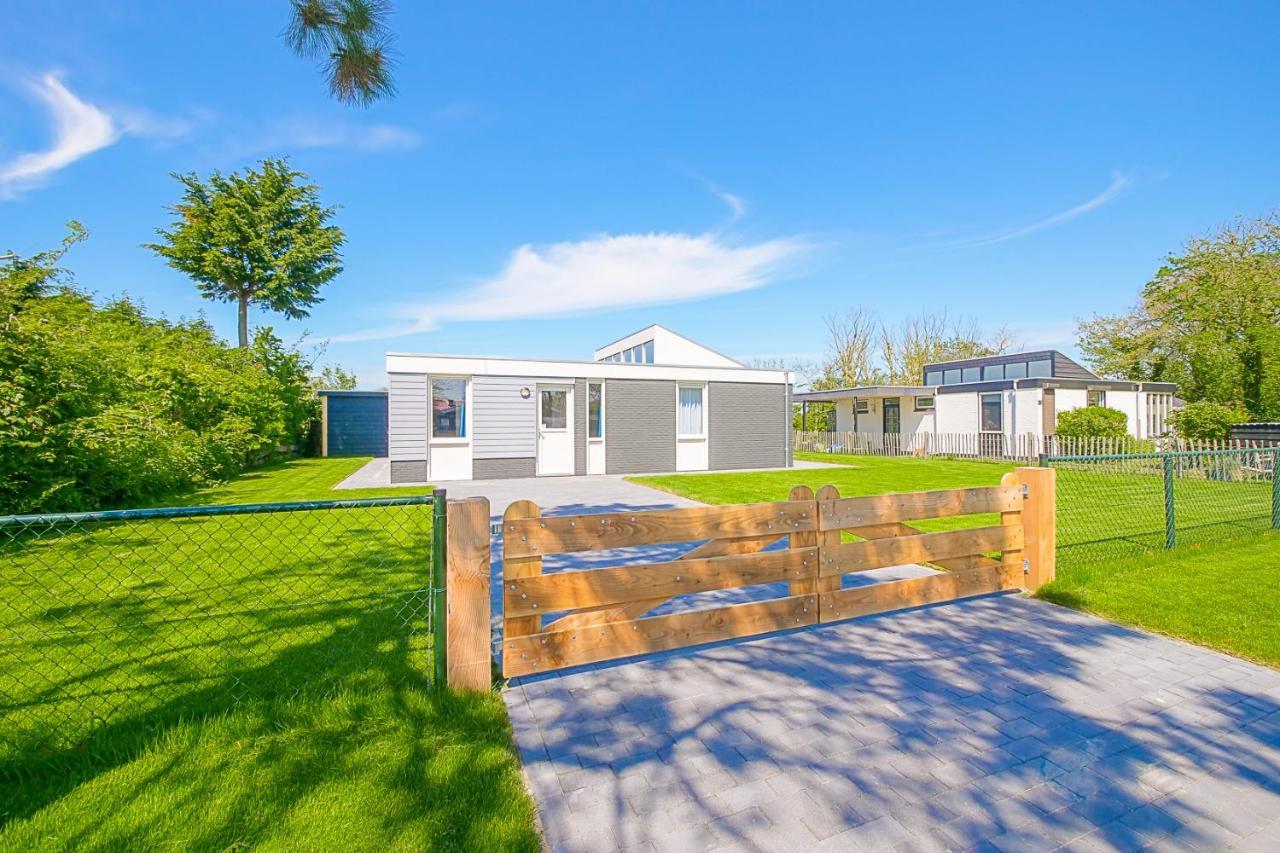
495, 468, 1054, 679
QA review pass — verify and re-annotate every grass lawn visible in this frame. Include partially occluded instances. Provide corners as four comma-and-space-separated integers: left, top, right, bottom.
1, 456, 539, 851
631, 451, 1018, 532
634, 451, 1280, 668
1038, 531, 1280, 667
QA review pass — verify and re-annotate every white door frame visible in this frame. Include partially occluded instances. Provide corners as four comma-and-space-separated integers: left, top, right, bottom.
536, 383, 575, 476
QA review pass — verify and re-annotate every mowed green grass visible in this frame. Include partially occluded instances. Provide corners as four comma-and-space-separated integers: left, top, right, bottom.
0, 457, 539, 851
631, 451, 1019, 533
634, 452, 1279, 667
1039, 531, 1280, 667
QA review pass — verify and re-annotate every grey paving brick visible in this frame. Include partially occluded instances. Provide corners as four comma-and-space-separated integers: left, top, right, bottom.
503, 594, 1280, 852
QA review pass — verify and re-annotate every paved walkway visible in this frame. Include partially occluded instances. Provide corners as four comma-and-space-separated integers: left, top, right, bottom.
332, 457, 842, 510
505, 595, 1280, 852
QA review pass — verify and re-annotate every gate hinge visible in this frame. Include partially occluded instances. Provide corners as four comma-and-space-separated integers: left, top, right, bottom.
1022, 559, 1031, 575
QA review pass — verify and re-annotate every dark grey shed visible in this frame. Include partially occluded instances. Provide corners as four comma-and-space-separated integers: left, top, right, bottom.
319, 390, 388, 457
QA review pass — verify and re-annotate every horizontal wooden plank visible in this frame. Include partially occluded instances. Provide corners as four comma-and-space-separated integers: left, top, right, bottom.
819, 564, 1021, 623
502, 594, 818, 677
820, 524, 1022, 577
542, 533, 788, 633
819, 486, 1022, 531
505, 547, 818, 617
503, 501, 816, 558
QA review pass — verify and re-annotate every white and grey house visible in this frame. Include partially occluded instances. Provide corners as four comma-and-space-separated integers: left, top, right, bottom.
795, 350, 1178, 449
385, 325, 794, 482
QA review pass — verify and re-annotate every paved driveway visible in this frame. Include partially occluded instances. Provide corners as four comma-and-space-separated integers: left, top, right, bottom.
505, 595, 1280, 852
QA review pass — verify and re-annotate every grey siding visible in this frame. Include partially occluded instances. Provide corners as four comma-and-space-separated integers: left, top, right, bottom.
474, 457, 537, 479
708, 382, 788, 470
472, 375, 537, 459
1053, 352, 1098, 381
389, 460, 427, 483
785, 384, 793, 466
574, 378, 588, 476
605, 379, 677, 474
388, 373, 428, 461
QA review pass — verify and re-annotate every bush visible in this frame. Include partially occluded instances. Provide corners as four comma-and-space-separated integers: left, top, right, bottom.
1168, 400, 1250, 440
1054, 406, 1129, 439
0, 228, 325, 513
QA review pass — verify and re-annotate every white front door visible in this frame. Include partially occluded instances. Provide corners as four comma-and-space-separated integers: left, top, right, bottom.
536, 385, 574, 476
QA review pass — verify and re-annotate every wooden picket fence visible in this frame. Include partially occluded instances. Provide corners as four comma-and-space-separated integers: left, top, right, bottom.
469, 467, 1056, 680
793, 430, 1276, 462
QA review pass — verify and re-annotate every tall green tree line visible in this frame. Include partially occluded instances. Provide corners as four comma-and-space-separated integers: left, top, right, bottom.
1078, 214, 1280, 421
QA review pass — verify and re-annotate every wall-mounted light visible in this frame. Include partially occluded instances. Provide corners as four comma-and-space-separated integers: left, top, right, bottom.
519, 387, 531, 399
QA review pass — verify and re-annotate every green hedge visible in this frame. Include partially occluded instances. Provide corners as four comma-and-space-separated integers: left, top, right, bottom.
1, 279, 318, 514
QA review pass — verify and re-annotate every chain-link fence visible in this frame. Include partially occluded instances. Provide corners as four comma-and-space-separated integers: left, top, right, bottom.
0, 494, 443, 766
1046, 447, 1280, 569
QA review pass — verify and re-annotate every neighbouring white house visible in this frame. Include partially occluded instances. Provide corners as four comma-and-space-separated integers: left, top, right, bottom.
794, 350, 1178, 452
386, 324, 793, 482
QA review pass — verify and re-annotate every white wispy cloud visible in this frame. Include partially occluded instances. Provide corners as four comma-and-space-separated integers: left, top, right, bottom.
332, 231, 814, 342
250, 118, 420, 153
0, 73, 119, 197
938, 172, 1135, 249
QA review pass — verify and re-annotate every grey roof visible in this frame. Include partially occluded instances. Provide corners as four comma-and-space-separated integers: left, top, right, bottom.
921, 350, 1100, 383
794, 385, 932, 402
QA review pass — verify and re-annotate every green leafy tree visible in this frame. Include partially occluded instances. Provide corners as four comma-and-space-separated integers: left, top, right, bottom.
1054, 406, 1129, 439
313, 364, 359, 390
1168, 401, 1250, 440
1078, 214, 1280, 419
148, 159, 344, 349
286, 0, 396, 106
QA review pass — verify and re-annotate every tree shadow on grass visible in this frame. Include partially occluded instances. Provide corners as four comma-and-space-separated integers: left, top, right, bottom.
507, 595, 1280, 851
0, 508, 539, 850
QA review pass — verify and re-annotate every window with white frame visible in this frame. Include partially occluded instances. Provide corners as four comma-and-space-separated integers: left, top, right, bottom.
854, 399, 870, 414
588, 383, 604, 439
431, 377, 467, 438
914, 395, 935, 412
677, 384, 705, 437
1088, 390, 1106, 407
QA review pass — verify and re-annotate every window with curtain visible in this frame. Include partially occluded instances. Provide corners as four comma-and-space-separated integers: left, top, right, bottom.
678, 385, 705, 436
431, 377, 466, 438
980, 392, 1002, 431
588, 383, 604, 438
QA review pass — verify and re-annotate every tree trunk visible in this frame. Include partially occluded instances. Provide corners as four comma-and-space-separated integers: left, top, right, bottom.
237, 294, 249, 349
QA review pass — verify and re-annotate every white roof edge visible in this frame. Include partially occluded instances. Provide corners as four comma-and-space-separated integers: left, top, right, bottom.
386, 352, 790, 384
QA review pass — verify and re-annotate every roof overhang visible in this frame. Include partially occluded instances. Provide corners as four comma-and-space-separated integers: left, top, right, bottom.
794, 385, 932, 403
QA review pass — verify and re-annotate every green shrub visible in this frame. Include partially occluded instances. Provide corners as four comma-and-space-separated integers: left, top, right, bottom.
1054, 406, 1129, 438
0, 229, 325, 513
1168, 400, 1250, 440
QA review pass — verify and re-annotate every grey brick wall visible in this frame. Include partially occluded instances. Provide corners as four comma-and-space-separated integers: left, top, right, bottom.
389, 460, 428, 483
709, 382, 788, 470
574, 378, 587, 476
605, 379, 677, 474
474, 457, 536, 479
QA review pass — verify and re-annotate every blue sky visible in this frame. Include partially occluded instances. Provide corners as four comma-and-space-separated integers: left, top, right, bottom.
3, 1, 1278, 388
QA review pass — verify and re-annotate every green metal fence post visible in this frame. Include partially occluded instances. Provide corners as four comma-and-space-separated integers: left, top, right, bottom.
1271, 451, 1280, 530
1163, 453, 1176, 549
431, 488, 448, 686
